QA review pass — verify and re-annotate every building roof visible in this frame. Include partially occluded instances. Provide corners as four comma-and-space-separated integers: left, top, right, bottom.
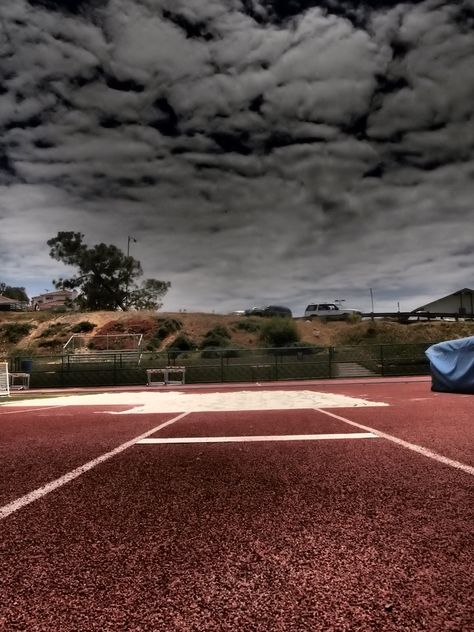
0, 294, 21, 304
31, 289, 77, 300
414, 288, 474, 311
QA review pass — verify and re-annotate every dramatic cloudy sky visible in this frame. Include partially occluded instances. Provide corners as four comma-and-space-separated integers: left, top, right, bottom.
1, 0, 473, 314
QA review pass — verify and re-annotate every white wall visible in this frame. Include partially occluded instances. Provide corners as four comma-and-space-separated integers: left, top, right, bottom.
420, 292, 474, 314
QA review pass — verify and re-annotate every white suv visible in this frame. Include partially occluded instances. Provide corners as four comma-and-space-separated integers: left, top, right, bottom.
304, 303, 361, 321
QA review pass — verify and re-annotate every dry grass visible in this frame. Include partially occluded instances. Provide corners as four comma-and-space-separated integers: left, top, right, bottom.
1, 310, 474, 355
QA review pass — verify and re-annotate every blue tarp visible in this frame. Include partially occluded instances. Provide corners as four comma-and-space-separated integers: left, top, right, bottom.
425, 336, 474, 393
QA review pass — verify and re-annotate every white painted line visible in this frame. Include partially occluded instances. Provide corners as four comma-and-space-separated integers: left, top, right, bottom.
315, 408, 474, 477
137, 433, 377, 445
0, 405, 68, 415
0, 412, 190, 521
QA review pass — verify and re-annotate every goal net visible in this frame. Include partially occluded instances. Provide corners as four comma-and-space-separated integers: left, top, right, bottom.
0, 361, 10, 397
63, 333, 143, 354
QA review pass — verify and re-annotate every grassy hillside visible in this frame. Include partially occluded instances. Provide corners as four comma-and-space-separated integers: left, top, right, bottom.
1, 310, 474, 357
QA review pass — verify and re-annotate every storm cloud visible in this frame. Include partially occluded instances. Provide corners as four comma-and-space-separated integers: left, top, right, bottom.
1, 0, 473, 313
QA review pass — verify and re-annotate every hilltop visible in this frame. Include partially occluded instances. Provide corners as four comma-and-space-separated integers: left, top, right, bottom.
1, 310, 474, 357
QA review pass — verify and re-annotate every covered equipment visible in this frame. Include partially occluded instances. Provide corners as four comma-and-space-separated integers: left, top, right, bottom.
425, 336, 474, 393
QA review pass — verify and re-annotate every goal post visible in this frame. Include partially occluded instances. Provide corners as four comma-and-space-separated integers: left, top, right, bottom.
63, 333, 143, 353
0, 361, 10, 397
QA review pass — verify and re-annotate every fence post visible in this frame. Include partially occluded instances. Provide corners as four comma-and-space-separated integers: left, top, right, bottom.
275, 352, 279, 381
220, 351, 224, 382
380, 345, 384, 376
328, 346, 334, 378
113, 354, 117, 385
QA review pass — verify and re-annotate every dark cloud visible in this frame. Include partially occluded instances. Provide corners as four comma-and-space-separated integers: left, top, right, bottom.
242, 0, 427, 27
27, 0, 108, 16
162, 9, 215, 41
149, 97, 180, 137
104, 74, 145, 93
0, 0, 473, 312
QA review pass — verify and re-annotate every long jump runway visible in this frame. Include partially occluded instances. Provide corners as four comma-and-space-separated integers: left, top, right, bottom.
1, 380, 473, 631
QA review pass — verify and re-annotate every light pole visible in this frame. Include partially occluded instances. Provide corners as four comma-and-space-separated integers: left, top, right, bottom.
369, 288, 374, 320
127, 235, 137, 257
126, 236, 137, 309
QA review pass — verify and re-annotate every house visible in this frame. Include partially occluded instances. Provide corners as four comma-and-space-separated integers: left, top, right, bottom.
31, 290, 78, 311
0, 294, 24, 311
413, 288, 474, 316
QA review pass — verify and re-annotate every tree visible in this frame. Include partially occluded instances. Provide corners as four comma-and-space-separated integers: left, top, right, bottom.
47, 232, 170, 311
0, 283, 29, 302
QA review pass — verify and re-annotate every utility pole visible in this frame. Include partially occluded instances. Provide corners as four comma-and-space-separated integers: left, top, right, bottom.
126, 236, 137, 309
127, 235, 137, 257
369, 288, 374, 320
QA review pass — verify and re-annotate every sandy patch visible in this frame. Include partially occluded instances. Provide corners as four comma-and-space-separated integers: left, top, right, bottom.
3, 390, 388, 412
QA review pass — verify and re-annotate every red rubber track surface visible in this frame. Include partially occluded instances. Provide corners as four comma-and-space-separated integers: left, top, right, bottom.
311, 381, 474, 466
152, 409, 365, 438
1, 379, 473, 631
0, 406, 170, 505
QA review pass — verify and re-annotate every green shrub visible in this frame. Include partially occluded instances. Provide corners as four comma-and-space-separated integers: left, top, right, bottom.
1, 322, 34, 343
200, 346, 248, 359
200, 347, 223, 358
38, 338, 64, 349
346, 312, 362, 324
233, 319, 260, 333
204, 325, 231, 339
167, 334, 196, 352
167, 334, 196, 359
39, 323, 68, 337
153, 318, 182, 342
259, 317, 300, 347
200, 325, 231, 350
71, 321, 96, 333
223, 347, 251, 358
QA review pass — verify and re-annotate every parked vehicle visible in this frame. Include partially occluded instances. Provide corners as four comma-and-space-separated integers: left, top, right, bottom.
304, 303, 361, 321
245, 305, 293, 318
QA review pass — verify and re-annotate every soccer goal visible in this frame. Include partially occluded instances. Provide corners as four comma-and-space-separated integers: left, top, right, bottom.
63, 333, 143, 353
63, 333, 144, 365
0, 361, 10, 397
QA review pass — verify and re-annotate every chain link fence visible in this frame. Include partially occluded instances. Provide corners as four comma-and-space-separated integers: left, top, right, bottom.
4, 343, 431, 389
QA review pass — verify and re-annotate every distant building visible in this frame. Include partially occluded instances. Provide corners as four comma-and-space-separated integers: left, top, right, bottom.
0, 294, 24, 311
31, 290, 78, 311
413, 288, 474, 316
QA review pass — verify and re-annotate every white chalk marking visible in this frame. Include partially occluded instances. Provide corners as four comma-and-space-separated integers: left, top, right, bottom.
137, 433, 377, 445
0, 405, 68, 415
0, 412, 190, 521
315, 408, 474, 476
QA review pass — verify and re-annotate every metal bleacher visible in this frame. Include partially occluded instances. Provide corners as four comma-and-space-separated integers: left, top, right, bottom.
64, 350, 142, 365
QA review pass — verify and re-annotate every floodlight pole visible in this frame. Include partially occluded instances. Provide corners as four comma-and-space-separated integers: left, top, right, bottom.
369, 288, 374, 320
126, 236, 137, 309
127, 236, 135, 257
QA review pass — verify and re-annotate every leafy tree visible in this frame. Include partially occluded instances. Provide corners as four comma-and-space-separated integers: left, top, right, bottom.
47, 232, 170, 311
0, 283, 29, 302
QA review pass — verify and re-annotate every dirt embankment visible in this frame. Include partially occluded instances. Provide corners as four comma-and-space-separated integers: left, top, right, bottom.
1, 310, 474, 356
